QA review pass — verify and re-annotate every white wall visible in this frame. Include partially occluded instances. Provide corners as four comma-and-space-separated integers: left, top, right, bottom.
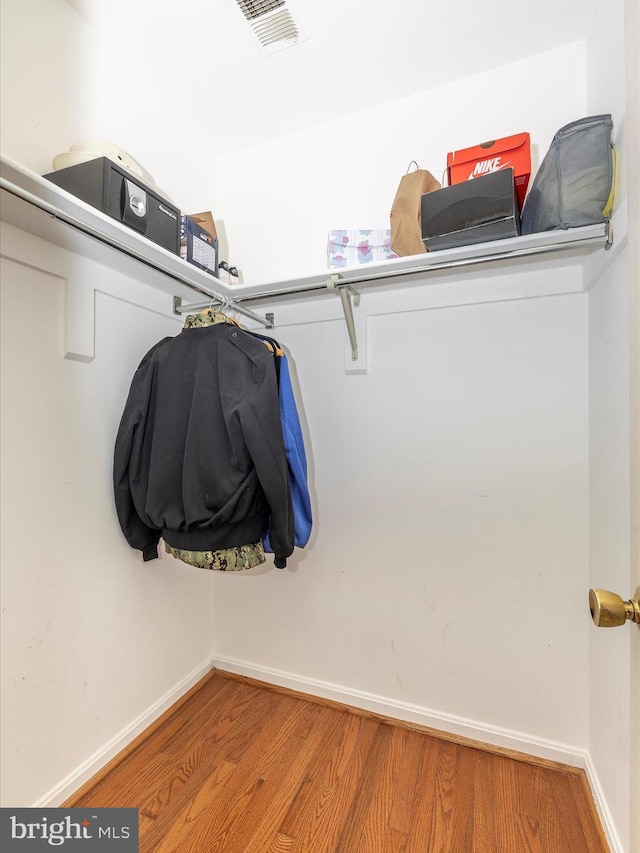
0, 0, 211, 210
0, 0, 90, 176
213, 280, 591, 755
0, 227, 216, 807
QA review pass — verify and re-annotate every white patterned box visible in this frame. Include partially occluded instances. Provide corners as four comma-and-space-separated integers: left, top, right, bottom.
328, 230, 398, 269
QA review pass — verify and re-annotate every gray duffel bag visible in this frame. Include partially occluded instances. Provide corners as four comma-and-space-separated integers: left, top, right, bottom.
521, 114, 615, 235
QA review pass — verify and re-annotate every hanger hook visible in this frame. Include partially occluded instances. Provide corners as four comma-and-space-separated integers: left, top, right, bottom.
207, 292, 224, 311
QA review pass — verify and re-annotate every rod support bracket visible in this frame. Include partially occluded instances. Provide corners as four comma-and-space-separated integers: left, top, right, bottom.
326, 275, 361, 361
604, 218, 613, 250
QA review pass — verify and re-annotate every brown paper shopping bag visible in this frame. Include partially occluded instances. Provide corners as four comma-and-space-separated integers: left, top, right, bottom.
390, 161, 441, 256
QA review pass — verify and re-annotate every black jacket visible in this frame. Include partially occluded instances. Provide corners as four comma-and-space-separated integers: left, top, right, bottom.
113, 322, 294, 567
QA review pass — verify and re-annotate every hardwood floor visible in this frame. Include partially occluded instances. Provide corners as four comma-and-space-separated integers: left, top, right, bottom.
66, 670, 608, 852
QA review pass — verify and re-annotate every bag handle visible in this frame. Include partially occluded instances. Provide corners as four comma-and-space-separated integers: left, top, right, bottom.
406, 160, 421, 173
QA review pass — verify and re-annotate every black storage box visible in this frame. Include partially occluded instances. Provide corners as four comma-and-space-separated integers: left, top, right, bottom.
44, 157, 181, 254
180, 215, 219, 277
421, 168, 521, 251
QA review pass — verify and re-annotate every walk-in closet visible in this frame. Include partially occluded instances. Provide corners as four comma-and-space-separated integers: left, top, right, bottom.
1, 1, 638, 850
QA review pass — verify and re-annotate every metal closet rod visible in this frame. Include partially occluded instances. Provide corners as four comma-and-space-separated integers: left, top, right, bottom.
2, 174, 611, 323
173, 295, 274, 328
233, 227, 610, 304
0, 176, 273, 329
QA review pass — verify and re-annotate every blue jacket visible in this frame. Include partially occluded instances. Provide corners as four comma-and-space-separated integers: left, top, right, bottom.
263, 353, 312, 552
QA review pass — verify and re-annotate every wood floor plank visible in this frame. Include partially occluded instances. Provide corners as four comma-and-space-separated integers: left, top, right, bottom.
355, 724, 407, 852
288, 714, 380, 852
153, 696, 316, 851
276, 707, 358, 836
478, 751, 576, 853
471, 749, 498, 852
516, 761, 583, 852
544, 770, 596, 853
334, 723, 394, 852
139, 680, 282, 823
569, 772, 611, 852
65, 671, 609, 853
403, 735, 443, 852
134, 682, 277, 826
148, 759, 237, 853
446, 745, 475, 852
174, 702, 332, 852
141, 694, 306, 851
528, 764, 574, 852
265, 832, 296, 852
426, 738, 459, 850
158, 679, 266, 760
216, 704, 343, 852
515, 812, 546, 852
493, 749, 533, 851
387, 728, 424, 835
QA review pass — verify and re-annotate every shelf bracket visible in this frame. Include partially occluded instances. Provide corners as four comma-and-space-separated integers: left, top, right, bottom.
326, 275, 367, 373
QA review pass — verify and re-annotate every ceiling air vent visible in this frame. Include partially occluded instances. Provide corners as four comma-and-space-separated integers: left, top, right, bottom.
235, 0, 304, 56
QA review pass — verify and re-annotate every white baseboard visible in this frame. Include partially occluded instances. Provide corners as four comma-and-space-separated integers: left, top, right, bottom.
584, 753, 625, 853
213, 656, 586, 765
35, 658, 215, 808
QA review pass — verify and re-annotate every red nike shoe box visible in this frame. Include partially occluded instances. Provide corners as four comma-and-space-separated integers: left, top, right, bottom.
447, 132, 531, 210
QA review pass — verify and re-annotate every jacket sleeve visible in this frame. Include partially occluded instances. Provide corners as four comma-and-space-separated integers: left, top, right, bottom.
236, 358, 294, 568
113, 349, 163, 562
241, 403, 294, 567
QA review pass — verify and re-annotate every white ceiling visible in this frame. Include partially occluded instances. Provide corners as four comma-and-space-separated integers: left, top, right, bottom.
67, 0, 598, 153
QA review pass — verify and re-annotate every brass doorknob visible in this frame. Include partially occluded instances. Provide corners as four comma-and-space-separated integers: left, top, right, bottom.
589, 588, 640, 628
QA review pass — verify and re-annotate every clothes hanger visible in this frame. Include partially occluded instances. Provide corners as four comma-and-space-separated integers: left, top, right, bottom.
196, 296, 240, 326
243, 329, 283, 355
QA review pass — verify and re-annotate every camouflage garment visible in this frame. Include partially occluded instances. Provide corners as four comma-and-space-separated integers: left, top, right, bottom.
164, 541, 265, 571
183, 308, 238, 329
